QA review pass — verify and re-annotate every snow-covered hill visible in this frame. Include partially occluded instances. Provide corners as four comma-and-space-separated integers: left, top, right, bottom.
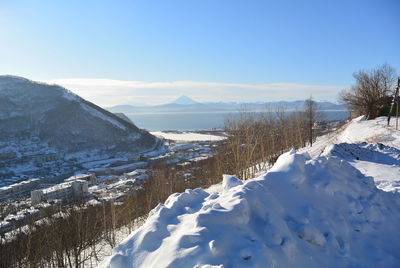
0, 76, 160, 182
101, 116, 400, 268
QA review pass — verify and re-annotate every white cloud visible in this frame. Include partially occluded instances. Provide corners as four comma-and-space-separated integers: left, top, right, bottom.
46, 78, 346, 107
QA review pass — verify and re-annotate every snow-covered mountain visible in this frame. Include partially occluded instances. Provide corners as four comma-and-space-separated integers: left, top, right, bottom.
101, 116, 400, 267
108, 97, 207, 113
172, 95, 199, 105
0, 75, 160, 181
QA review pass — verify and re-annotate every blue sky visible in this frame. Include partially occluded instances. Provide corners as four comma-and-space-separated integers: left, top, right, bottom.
0, 0, 399, 106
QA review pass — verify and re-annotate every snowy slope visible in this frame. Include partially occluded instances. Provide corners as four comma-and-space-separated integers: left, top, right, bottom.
299, 116, 400, 193
101, 151, 400, 268
300, 116, 400, 158
337, 116, 400, 147
323, 142, 400, 192
101, 116, 400, 268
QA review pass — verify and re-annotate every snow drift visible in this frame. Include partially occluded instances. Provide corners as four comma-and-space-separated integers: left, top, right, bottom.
323, 142, 400, 193
101, 150, 400, 268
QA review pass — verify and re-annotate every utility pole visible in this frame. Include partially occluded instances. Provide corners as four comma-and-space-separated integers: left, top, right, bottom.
387, 77, 400, 127
397, 91, 399, 130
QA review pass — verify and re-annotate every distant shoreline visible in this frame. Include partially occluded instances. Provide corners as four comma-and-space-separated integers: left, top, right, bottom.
128, 110, 350, 132
125, 109, 348, 116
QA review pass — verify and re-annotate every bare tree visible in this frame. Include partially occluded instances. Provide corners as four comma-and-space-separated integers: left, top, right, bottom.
303, 96, 319, 146
340, 63, 396, 119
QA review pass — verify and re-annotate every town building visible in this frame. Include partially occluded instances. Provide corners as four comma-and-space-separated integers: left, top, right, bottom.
0, 178, 41, 201
31, 180, 89, 205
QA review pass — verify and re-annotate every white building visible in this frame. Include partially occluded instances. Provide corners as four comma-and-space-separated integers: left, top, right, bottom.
65, 173, 96, 185
0, 178, 41, 201
31, 180, 89, 205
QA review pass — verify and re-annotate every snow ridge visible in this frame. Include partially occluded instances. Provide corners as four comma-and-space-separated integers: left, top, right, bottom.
80, 102, 128, 131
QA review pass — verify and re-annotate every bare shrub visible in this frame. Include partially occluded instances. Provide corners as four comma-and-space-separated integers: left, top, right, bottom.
340, 63, 396, 119
223, 106, 313, 180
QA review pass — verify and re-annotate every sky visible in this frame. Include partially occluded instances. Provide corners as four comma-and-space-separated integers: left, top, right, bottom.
0, 0, 399, 106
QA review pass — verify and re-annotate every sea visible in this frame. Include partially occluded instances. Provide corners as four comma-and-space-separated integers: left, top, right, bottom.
127, 110, 350, 131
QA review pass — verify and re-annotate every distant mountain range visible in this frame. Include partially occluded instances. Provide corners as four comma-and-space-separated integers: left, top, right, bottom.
108, 96, 346, 114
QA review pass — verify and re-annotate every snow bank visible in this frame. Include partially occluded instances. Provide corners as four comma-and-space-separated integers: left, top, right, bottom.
100, 150, 400, 268
323, 142, 400, 192
151, 132, 226, 142
222, 175, 243, 191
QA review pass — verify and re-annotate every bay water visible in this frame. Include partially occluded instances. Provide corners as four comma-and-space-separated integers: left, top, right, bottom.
127, 110, 349, 131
